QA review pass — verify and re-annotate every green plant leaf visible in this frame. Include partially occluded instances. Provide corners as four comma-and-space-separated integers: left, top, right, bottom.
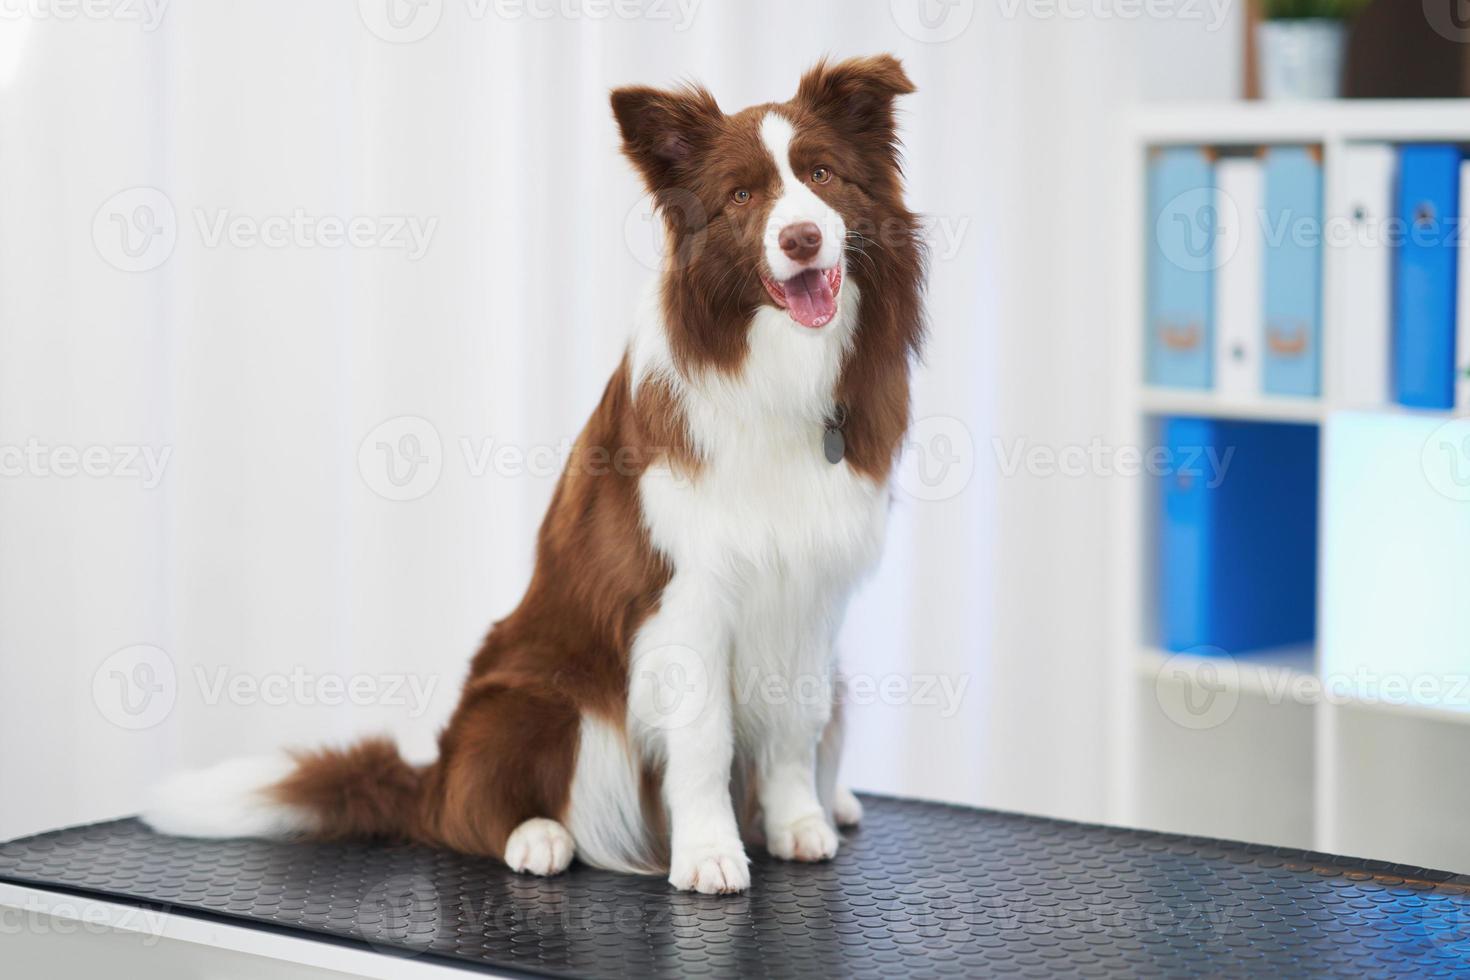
1262, 0, 1370, 19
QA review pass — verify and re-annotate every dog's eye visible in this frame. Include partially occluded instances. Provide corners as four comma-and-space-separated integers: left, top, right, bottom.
731, 189, 751, 205
810, 167, 832, 184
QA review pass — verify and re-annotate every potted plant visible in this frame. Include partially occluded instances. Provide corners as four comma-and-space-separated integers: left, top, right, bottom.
1257, 0, 1370, 100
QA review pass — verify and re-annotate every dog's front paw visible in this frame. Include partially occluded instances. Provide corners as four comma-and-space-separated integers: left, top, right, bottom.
833, 786, 864, 827
669, 841, 750, 894
767, 813, 839, 862
504, 818, 575, 876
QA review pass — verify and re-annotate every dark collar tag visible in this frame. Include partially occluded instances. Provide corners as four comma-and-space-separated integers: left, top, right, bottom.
823, 402, 847, 465
823, 426, 846, 465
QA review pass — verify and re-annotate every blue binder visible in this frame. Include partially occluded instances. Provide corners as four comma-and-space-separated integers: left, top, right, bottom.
1262, 147, 1323, 397
1146, 148, 1214, 389
1158, 417, 1319, 655
1394, 145, 1462, 410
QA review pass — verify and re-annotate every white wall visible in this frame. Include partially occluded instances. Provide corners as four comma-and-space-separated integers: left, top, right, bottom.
0, 0, 1240, 841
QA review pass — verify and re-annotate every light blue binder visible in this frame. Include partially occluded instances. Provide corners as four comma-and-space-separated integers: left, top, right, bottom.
1262, 147, 1323, 397
1146, 148, 1214, 389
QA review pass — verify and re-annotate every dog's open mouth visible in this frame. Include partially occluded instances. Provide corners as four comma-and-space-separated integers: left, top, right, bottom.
760, 266, 843, 329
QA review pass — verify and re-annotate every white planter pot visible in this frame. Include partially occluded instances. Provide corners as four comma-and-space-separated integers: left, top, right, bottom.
1257, 19, 1348, 100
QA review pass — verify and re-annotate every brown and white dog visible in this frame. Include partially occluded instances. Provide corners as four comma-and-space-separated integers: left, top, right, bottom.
145, 55, 926, 895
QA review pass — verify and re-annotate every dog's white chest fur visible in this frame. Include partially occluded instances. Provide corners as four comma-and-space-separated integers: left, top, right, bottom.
634, 278, 885, 603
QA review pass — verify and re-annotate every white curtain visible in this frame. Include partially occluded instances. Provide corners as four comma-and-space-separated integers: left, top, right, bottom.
0, 0, 1238, 840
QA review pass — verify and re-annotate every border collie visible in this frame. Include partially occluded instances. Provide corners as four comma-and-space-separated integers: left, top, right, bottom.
145, 54, 925, 895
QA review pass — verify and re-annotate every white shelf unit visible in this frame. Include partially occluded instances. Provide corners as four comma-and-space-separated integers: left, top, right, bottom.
1110, 101, 1470, 873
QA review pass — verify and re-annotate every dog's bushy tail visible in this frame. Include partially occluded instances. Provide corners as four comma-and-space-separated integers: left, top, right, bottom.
143, 737, 426, 843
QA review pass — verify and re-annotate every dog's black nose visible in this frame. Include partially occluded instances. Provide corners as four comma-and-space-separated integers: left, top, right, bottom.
779, 222, 822, 263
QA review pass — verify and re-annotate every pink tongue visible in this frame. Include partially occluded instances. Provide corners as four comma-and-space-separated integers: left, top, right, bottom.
782, 269, 835, 327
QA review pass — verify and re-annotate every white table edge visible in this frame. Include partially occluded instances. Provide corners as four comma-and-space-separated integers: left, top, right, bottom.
0, 880, 513, 979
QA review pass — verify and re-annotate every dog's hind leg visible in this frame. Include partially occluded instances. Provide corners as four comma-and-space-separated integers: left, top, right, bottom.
427, 679, 581, 873
817, 681, 863, 828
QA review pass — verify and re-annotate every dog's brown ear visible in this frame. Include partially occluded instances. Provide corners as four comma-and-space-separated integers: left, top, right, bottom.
796, 55, 915, 149
611, 84, 722, 194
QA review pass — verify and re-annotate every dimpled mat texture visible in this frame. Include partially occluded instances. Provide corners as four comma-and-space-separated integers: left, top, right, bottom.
3, 795, 1470, 978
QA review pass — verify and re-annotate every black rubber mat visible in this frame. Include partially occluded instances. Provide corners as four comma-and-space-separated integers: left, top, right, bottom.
3, 795, 1470, 978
